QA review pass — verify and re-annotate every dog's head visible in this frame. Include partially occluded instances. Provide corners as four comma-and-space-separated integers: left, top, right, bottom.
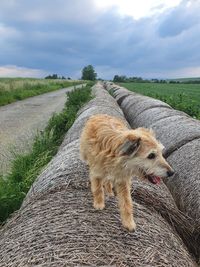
119, 128, 174, 184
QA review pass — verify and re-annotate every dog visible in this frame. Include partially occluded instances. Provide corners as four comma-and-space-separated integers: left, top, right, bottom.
80, 114, 174, 232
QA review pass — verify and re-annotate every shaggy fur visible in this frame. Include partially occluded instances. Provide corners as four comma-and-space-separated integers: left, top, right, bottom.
80, 114, 174, 231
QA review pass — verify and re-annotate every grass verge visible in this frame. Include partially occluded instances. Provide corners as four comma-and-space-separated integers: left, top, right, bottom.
0, 78, 82, 106
0, 83, 93, 223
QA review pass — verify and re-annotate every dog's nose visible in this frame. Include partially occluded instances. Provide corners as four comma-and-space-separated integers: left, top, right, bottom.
167, 170, 174, 177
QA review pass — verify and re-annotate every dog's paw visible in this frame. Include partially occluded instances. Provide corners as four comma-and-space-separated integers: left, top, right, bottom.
93, 202, 105, 210
123, 220, 136, 232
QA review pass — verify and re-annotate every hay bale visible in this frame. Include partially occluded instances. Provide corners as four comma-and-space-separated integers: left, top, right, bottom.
117, 95, 171, 126
105, 82, 200, 258
121, 94, 170, 110
0, 83, 198, 266
129, 107, 189, 128
25, 84, 126, 202
106, 83, 132, 104
166, 138, 200, 220
149, 116, 200, 156
62, 105, 125, 146
105, 83, 200, 155
0, 184, 197, 267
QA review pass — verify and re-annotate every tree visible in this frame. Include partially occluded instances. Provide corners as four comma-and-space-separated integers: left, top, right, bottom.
81, 65, 97, 81
113, 75, 127, 82
45, 74, 59, 79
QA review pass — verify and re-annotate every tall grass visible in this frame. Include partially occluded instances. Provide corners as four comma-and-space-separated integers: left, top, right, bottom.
0, 84, 93, 223
0, 78, 82, 106
121, 82, 200, 119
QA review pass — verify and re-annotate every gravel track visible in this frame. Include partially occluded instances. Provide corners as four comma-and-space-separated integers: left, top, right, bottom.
0, 85, 84, 174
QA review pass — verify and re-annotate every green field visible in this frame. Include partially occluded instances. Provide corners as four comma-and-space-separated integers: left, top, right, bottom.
0, 78, 81, 106
121, 82, 200, 119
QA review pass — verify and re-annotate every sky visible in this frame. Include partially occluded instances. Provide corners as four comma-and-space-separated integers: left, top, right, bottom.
0, 0, 200, 79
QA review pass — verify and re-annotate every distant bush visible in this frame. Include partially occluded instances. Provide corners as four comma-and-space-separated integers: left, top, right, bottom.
113, 75, 150, 83
45, 74, 67, 79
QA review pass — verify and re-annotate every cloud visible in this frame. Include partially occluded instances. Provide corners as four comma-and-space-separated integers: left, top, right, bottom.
158, 0, 200, 37
0, 0, 99, 25
164, 66, 200, 79
0, 65, 47, 78
0, 23, 20, 39
0, 0, 200, 79
94, 0, 182, 20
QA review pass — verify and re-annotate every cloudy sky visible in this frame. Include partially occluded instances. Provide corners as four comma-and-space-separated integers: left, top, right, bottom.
0, 0, 200, 79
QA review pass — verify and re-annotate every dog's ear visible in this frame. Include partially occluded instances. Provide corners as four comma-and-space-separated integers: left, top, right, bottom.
119, 138, 141, 156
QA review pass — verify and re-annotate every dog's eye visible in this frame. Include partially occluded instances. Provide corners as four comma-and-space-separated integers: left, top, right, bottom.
147, 153, 156, 159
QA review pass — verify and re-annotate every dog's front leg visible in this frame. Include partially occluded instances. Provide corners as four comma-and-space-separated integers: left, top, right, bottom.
115, 180, 136, 232
104, 180, 114, 196
90, 174, 105, 210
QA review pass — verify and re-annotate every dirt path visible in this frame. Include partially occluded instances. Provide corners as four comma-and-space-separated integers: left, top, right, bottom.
0, 84, 84, 174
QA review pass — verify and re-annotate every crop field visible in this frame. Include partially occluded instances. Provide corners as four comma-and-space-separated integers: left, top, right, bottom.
121, 82, 200, 119
0, 78, 81, 106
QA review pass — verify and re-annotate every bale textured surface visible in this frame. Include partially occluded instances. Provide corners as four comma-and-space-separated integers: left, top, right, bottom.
127, 106, 189, 129
0, 83, 198, 266
166, 138, 200, 220
120, 96, 171, 120
105, 82, 200, 261
149, 115, 200, 156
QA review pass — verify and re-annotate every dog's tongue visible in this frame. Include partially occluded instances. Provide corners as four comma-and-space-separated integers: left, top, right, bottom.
148, 175, 161, 184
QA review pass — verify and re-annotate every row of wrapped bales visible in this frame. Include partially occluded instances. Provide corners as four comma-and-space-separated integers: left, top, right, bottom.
105, 82, 200, 257
0, 83, 198, 266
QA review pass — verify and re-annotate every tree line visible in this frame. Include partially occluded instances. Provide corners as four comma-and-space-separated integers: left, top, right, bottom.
44, 66, 200, 84
45, 74, 71, 80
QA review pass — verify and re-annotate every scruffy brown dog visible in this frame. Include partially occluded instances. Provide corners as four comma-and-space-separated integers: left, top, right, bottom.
80, 114, 174, 231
